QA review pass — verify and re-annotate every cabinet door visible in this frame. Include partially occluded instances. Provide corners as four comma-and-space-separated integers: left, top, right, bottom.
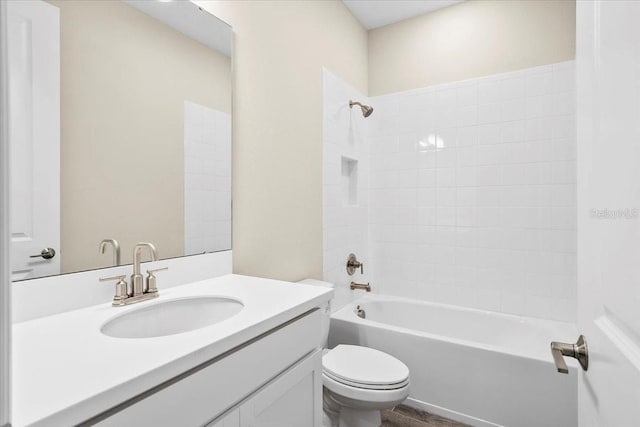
207, 409, 239, 427
240, 350, 322, 427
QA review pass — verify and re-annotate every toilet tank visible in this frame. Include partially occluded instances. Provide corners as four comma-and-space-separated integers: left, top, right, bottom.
297, 279, 334, 348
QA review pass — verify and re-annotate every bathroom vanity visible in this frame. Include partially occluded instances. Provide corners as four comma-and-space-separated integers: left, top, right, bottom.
12, 275, 332, 426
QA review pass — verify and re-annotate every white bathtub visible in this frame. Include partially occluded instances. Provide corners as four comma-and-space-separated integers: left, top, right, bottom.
328, 294, 578, 427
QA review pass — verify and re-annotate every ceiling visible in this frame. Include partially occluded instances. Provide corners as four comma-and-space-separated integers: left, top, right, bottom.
124, 0, 232, 56
342, 0, 464, 30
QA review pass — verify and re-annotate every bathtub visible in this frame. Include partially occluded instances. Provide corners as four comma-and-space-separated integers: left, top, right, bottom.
328, 294, 578, 427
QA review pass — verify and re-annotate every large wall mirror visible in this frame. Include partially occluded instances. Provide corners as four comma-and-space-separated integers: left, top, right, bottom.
8, 0, 232, 281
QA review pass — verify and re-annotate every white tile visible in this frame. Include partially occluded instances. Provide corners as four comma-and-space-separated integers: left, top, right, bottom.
526, 72, 553, 97
456, 146, 476, 167
501, 120, 525, 143
478, 77, 501, 104
477, 207, 502, 227
417, 150, 437, 169
525, 117, 553, 141
551, 184, 577, 206
417, 188, 437, 207
457, 126, 478, 146
477, 123, 501, 145
478, 103, 501, 124
456, 167, 477, 186
325, 62, 576, 320
476, 166, 502, 186
456, 82, 478, 107
553, 62, 576, 93
499, 76, 526, 100
456, 206, 477, 227
436, 87, 457, 109
553, 91, 575, 116
436, 168, 456, 187
551, 160, 577, 184
526, 95, 554, 119
501, 99, 526, 122
436, 148, 457, 168
437, 207, 456, 226
438, 128, 458, 148
457, 105, 478, 127
417, 169, 437, 187
552, 139, 576, 161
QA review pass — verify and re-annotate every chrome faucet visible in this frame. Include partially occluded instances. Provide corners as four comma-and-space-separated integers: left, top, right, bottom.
131, 242, 158, 296
99, 238, 121, 266
100, 242, 167, 307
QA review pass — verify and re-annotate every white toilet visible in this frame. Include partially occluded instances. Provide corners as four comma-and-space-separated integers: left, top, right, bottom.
299, 279, 410, 427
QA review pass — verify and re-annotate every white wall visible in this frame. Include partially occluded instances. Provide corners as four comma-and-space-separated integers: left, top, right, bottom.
322, 69, 371, 308
367, 62, 577, 321
0, 2, 11, 422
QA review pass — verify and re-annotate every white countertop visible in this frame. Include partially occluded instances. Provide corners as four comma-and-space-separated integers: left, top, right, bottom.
12, 274, 332, 427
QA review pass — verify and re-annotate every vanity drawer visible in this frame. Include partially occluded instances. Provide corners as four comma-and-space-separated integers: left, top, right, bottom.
95, 309, 322, 427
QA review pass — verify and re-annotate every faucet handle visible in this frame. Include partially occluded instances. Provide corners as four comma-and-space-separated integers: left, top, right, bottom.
99, 274, 129, 304
146, 267, 168, 294
346, 253, 364, 275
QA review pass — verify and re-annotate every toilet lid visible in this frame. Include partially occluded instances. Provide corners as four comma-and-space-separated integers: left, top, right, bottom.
322, 345, 409, 388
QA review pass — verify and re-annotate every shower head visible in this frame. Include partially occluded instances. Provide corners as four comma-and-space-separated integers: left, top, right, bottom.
349, 100, 374, 118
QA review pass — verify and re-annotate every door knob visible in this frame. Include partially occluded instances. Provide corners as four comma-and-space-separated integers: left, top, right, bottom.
550, 335, 588, 374
29, 247, 56, 260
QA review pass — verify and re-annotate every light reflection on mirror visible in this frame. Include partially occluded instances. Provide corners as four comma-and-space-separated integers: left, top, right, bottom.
8, 0, 232, 281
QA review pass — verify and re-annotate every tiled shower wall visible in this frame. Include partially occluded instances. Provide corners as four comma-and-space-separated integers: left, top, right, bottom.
322, 69, 371, 310
367, 62, 576, 321
184, 101, 232, 255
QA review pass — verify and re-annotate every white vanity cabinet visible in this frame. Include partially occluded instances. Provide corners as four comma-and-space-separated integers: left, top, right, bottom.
237, 350, 322, 427
209, 351, 323, 427
97, 310, 323, 427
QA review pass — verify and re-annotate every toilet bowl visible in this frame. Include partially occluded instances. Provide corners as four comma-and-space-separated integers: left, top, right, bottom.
298, 279, 410, 427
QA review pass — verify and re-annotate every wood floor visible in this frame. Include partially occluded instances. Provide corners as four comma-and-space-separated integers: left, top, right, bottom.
381, 405, 472, 427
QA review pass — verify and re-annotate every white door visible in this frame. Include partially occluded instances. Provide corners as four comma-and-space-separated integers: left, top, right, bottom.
576, 1, 640, 425
7, 0, 60, 280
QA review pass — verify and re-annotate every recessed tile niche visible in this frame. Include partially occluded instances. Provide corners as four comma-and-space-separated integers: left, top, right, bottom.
341, 156, 358, 206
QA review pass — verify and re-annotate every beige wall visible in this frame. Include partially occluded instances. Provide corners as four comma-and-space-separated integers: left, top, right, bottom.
51, 0, 231, 273
369, 0, 576, 95
197, 1, 368, 281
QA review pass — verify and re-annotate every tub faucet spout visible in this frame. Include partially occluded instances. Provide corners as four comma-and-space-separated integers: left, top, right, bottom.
350, 282, 371, 292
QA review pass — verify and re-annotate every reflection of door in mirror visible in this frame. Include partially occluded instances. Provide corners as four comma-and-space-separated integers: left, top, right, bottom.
8, 0, 60, 280
8, 0, 232, 281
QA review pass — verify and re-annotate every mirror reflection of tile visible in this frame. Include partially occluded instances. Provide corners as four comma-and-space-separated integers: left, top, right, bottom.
184, 101, 232, 255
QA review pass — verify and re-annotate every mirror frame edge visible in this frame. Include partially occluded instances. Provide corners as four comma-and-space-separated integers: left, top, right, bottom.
0, 0, 11, 424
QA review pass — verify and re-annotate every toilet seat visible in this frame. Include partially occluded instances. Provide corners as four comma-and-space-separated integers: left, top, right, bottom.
323, 370, 409, 390
322, 345, 410, 391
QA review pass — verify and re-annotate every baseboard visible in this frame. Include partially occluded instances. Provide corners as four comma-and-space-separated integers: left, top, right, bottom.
403, 397, 504, 427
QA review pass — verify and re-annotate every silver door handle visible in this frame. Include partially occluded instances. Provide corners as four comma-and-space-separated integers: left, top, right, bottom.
550, 335, 588, 374
29, 247, 56, 260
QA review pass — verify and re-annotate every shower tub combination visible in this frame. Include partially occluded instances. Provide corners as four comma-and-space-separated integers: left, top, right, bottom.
328, 295, 578, 427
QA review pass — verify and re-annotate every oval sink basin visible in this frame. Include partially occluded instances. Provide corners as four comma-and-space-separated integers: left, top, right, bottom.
101, 296, 244, 339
